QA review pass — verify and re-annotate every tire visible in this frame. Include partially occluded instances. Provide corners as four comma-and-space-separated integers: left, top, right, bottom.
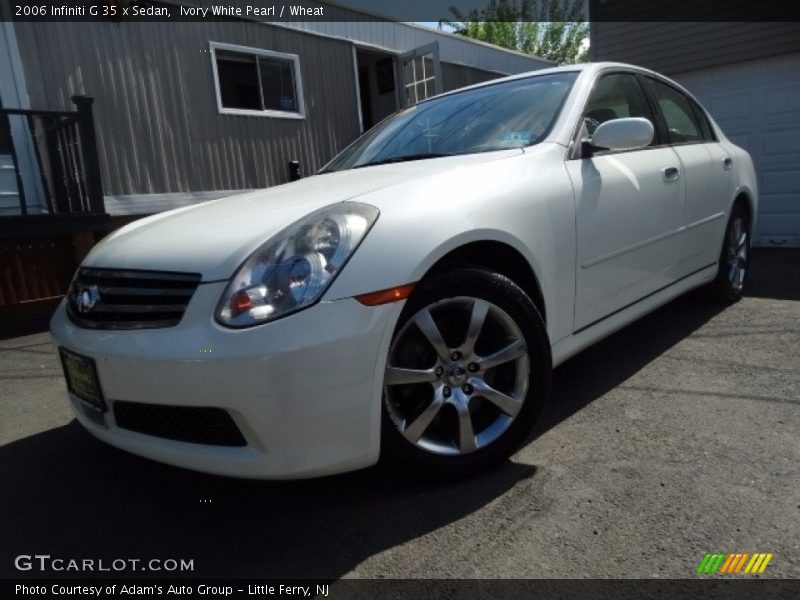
380, 267, 551, 477
710, 203, 751, 304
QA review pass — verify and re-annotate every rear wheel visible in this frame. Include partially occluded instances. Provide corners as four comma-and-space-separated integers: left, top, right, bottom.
380, 268, 551, 477
710, 203, 750, 303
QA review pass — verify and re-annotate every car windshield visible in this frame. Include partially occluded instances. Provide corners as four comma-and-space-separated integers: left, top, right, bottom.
321, 71, 579, 172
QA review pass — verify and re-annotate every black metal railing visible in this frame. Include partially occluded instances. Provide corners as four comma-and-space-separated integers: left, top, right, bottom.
0, 95, 104, 217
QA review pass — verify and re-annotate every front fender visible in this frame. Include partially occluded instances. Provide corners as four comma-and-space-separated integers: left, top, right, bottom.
324, 147, 577, 343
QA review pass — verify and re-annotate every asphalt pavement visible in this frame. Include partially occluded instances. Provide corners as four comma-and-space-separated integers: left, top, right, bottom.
1, 249, 798, 580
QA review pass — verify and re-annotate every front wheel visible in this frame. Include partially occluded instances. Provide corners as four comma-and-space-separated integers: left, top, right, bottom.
380, 268, 551, 477
710, 203, 751, 303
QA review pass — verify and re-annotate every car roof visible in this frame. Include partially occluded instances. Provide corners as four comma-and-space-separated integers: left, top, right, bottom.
427, 61, 707, 117
431, 62, 666, 100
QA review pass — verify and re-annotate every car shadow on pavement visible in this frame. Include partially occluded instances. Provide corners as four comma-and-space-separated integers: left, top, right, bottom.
0, 422, 535, 579
532, 247, 799, 440
532, 290, 725, 442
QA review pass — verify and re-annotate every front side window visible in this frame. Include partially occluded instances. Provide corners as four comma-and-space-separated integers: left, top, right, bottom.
322, 72, 578, 172
645, 78, 705, 144
582, 72, 656, 141
212, 44, 303, 118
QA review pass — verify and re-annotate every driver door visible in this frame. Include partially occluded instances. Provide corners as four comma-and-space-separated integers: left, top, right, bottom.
565, 72, 686, 331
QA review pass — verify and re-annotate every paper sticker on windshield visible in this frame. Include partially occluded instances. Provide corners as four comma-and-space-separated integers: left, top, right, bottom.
499, 131, 533, 146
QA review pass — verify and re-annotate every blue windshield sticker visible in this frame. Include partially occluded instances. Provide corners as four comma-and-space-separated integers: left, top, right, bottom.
500, 131, 533, 145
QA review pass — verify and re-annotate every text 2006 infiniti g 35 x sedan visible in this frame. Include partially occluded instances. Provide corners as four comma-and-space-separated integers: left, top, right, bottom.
51, 63, 757, 478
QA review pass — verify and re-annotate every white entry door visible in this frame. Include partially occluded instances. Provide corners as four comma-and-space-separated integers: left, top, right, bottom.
398, 42, 442, 108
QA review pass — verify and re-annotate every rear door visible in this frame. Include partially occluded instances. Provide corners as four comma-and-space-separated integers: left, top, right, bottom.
397, 42, 442, 108
566, 71, 686, 331
643, 76, 730, 273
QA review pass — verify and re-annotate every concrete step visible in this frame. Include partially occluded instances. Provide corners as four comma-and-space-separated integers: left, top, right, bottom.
0, 154, 20, 197
0, 169, 19, 194
0, 192, 21, 214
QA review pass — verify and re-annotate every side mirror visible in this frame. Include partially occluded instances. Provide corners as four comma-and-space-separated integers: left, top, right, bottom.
585, 117, 654, 155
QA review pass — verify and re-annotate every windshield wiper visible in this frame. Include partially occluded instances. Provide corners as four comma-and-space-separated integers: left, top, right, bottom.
352, 152, 454, 169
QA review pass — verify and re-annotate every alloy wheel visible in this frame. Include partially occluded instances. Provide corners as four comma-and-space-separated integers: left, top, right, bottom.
383, 296, 530, 456
727, 215, 748, 292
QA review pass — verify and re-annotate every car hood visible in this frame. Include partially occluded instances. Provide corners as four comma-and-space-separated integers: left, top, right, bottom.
83, 149, 523, 281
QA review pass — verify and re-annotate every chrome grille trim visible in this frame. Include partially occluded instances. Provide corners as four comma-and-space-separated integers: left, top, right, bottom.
67, 268, 202, 330
93, 286, 197, 297
91, 304, 187, 314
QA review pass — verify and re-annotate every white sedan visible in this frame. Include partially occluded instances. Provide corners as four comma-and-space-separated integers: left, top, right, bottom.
51, 62, 757, 479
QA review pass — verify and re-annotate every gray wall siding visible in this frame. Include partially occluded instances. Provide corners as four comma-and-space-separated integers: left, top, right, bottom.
279, 20, 552, 75
163, 0, 552, 74
591, 22, 800, 75
441, 63, 501, 93
13, 21, 361, 196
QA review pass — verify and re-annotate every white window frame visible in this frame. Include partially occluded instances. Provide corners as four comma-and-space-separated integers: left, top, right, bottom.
397, 42, 442, 108
403, 56, 437, 105
209, 41, 305, 119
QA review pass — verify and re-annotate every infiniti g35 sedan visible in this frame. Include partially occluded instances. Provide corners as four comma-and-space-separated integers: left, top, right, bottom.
51, 63, 757, 478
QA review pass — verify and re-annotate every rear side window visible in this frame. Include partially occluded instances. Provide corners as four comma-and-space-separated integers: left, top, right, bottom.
689, 99, 716, 141
645, 78, 707, 144
583, 72, 657, 144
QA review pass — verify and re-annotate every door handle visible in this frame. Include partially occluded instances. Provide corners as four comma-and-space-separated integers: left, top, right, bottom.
662, 166, 680, 182
723, 157, 733, 170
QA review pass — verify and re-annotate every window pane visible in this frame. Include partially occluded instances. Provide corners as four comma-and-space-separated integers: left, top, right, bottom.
424, 79, 434, 99
423, 56, 434, 80
647, 79, 702, 143
413, 82, 424, 102
414, 57, 424, 81
403, 59, 414, 83
405, 86, 416, 106
259, 57, 297, 112
216, 50, 261, 110
583, 73, 654, 139
690, 99, 715, 141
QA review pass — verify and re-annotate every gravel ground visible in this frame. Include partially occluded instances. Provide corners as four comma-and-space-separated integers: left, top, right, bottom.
0, 249, 798, 580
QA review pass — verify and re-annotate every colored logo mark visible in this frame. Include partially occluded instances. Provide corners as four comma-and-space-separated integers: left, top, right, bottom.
696, 552, 773, 574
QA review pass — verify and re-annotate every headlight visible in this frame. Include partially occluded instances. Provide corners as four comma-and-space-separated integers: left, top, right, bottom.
216, 202, 379, 327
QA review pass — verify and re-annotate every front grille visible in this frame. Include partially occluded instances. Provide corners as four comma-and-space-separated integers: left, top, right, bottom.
67, 268, 202, 329
114, 401, 247, 446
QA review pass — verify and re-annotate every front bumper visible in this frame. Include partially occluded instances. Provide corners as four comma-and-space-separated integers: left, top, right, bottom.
50, 282, 402, 479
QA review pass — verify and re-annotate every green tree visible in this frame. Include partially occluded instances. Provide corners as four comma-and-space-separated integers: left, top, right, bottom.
443, 0, 589, 65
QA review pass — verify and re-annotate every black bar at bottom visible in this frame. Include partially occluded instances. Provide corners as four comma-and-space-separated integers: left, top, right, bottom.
5, 579, 800, 600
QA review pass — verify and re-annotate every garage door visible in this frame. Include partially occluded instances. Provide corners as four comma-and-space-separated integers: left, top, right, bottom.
673, 53, 800, 247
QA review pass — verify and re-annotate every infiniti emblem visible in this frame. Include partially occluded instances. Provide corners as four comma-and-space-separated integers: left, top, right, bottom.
75, 285, 101, 314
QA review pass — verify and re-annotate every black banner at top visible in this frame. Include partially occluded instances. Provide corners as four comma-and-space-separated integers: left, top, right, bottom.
3, 0, 800, 23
